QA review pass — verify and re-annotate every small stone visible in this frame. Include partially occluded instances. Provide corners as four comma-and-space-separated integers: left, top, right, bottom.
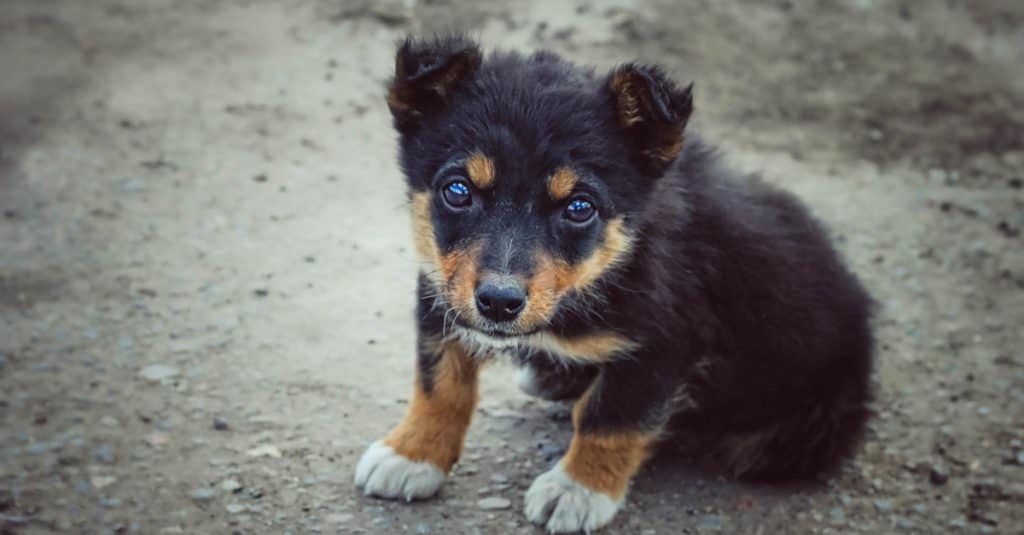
929, 464, 949, 485
245, 445, 282, 458
225, 504, 246, 514
326, 513, 353, 524
95, 444, 116, 464
828, 507, 845, 525
477, 497, 511, 510
191, 488, 216, 502
138, 364, 179, 382
489, 473, 509, 484
213, 417, 229, 431
99, 416, 120, 427
873, 499, 892, 513
145, 432, 169, 447
1017, 452, 1024, 466
949, 517, 967, 530
91, 476, 117, 489
99, 497, 122, 508
221, 479, 243, 493
697, 515, 722, 531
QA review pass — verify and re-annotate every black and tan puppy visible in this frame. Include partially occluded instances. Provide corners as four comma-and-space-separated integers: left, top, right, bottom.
355, 35, 874, 533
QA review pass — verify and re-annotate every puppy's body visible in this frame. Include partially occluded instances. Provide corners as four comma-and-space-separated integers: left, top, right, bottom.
355, 36, 874, 533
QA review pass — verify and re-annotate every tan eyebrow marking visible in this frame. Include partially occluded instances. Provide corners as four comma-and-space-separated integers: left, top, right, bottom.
465, 153, 495, 190
547, 167, 578, 200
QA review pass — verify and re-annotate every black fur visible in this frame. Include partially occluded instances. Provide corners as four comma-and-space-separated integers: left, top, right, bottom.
392, 35, 874, 481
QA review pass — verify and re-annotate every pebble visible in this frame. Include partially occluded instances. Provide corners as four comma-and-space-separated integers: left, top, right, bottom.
138, 364, 180, 382
95, 444, 116, 464
489, 473, 509, 484
326, 513, 353, 524
221, 479, 243, 493
91, 476, 117, 489
0, 354, 7, 368
1017, 452, 1024, 465
698, 515, 722, 531
191, 488, 216, 502
245, 445, 282, 458
225, 504, 246, 514
213, 417, 230, 431
828, 507, 846, 525
873, 499, 892, 513
477, 497, 511, 510
929, 464, 949, 485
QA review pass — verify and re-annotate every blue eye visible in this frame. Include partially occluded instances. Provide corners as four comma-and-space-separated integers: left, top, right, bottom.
442, 180, 472, 208
564, 197, 596, 223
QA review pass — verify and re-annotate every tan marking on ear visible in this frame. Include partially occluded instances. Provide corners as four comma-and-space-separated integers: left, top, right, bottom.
547, 167, 578, 200
561, 387, 655, 498
466, 153, 495, 190
522, 331, 637, 363
383, 340, 480, 472
609, 72, 642, 127
518, 218, 633, 331
654, 136, 684, 162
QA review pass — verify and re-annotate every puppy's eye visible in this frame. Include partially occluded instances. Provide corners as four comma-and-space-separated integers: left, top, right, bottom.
564, 197, 596, 223
441, 180, 472, 208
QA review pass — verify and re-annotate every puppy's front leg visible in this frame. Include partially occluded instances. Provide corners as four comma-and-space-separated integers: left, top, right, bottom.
526, 361, 665, 533
355, 336, 479, 501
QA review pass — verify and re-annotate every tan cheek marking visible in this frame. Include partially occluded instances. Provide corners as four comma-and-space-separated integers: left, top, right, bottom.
466, 153, 495, 190
445, 243, 482, 319
562, 388, 654, 498
525, 331, 637, 363
517, 218, 633, 331
547, 167, 578, 200
410, 192, 436, 263
410, 192, 483, 315
384, 340, 480, 472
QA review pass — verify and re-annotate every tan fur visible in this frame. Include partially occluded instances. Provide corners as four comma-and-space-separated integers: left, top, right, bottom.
609, 72, 642, 127
410, 192, 483, 320
562, 387, 654, 498
609, 71, 685, 163
383, 340, 480, 472
523, 330, 636, 363
547, 167, 578, 200
519, 218, 633, 331
466, 153, 495, 190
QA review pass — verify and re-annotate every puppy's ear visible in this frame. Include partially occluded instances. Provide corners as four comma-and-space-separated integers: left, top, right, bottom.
607, 64, 693, 176
387, 35, 482, 132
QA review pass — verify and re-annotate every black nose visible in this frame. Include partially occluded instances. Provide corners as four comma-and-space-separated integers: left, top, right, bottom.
475, 281, 526, 322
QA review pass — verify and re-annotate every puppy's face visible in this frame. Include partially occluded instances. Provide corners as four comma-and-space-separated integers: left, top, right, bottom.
389, 37, 692, 340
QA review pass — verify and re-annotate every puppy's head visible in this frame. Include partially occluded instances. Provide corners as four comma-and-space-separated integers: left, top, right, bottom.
390, 36, 693, 339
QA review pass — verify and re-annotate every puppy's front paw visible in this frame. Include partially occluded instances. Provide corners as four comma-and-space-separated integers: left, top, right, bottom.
354, 441, 446, 501
525, 463, 623, 533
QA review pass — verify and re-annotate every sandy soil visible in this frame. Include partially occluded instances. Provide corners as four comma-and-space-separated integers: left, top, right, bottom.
1, 0, 1022, 533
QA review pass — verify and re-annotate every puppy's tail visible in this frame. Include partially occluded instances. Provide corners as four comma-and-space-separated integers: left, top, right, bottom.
716, 379, 872, 481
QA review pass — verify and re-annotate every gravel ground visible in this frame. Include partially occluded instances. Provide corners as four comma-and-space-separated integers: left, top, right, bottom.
1, 0, 1022, 533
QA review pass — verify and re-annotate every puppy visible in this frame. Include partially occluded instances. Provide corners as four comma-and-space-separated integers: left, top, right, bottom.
355, 35, 874, 533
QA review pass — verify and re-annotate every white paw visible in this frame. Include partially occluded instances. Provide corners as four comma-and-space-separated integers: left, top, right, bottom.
525, 462, 623, 533
354, 441, 446, 501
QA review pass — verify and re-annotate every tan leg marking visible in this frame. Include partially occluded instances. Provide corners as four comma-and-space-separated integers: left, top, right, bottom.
562, 387, 656, 499
383, 340, 480, 472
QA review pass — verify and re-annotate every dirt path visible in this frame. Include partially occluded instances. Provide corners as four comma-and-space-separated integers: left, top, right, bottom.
1, 1, 1022, 533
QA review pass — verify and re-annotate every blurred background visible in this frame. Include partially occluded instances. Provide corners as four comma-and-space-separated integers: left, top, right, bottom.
1, 0, 1021, 533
